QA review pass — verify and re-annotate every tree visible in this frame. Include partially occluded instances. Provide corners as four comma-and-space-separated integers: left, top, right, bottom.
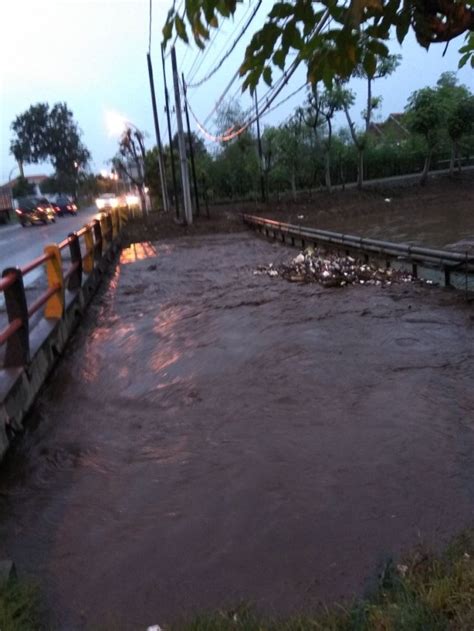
46, 103, 90, 177
112, 127, 147, 207
163, 0, 474, 93
405, 87, 444, 184
342, 54, 400, 190
447, 96, 474, 173
12, 176, 35, 198
305, 83, 352, 192
435, 73, 473, 174
10, 102, 90, 187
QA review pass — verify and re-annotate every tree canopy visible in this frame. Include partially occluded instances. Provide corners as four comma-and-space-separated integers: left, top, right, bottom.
10, 103, 90, 177
163, 0, 474, 90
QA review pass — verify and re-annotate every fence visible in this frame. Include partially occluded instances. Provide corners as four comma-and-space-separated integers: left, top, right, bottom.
0, 206, 127, 370
242, 214, 474, 293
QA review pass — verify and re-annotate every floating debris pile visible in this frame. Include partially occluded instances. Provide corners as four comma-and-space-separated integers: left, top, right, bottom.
254, 247, 422, 288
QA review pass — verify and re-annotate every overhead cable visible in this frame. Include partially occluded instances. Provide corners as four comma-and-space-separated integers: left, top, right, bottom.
187, 0, 263, 88
184, 10, 330, 143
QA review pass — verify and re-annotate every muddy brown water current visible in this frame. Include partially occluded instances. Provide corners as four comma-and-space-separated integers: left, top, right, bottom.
0, 231, 474, 629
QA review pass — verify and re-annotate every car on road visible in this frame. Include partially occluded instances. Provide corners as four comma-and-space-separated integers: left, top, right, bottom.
15, 197, 56, 227
53, 196, 78, 216
95, 193, 119, 210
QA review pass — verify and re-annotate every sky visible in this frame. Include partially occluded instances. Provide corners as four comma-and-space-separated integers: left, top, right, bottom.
0, 0, 473, 184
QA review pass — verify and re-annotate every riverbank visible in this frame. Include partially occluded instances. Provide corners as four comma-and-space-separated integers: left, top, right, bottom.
128, 172, 474, 251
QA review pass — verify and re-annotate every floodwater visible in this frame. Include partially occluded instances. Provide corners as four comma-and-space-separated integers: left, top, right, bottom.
0, 233, 473, 629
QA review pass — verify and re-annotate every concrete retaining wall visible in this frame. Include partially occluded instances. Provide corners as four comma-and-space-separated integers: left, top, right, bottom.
0, 244, 120, 462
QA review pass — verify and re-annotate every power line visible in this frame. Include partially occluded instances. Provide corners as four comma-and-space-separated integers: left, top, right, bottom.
184, 9, 331, 143
187, 0, 263, 89
185, 20, 225, 84
186, 2, 254, 84
185, 57, 301, 142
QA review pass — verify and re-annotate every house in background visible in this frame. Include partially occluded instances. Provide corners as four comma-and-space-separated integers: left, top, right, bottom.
0, 174, 49, 198
367, 113, 410, 145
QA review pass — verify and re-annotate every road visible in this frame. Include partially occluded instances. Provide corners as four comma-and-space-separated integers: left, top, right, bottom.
0, 205, 100, 318
0, 205, 100, 285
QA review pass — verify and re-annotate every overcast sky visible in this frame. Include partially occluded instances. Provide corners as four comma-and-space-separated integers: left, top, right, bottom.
0, 0, 472, 183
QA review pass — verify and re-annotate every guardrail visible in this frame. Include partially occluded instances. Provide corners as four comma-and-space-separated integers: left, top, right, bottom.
0, 206, 127, 369
242, 214, 474, 292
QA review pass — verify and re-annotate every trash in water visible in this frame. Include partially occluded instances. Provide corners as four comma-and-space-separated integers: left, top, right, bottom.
254, 248, 429, 288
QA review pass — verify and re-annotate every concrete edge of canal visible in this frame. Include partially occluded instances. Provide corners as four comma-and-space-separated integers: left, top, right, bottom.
0, 244, 121, 463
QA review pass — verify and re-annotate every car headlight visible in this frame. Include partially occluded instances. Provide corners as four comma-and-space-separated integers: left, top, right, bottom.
110, 198, 118, 208
125, 194, 139, 206
95, 199, 105, 209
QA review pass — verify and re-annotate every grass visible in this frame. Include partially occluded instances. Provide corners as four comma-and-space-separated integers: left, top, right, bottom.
171, 530, 474, 631
1, 531, 473, 630
0, 577, 44, 631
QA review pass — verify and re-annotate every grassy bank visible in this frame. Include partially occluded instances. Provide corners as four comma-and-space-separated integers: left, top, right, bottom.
1, 531, 473, 629
173, 530, 474, 631
0, 577, 43, 631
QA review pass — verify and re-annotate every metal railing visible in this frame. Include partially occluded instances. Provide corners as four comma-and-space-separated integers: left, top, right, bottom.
242, 214, 474, 291
0, 206, 128, 369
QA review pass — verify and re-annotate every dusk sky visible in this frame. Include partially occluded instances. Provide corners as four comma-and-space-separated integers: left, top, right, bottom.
0, 0, 472, 184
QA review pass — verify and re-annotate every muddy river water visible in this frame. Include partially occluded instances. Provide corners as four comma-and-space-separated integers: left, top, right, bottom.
0, 231, 473, 629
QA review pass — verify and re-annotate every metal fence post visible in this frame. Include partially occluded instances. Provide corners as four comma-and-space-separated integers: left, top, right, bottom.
2, 268, 30, 367
67, 233, 83, 290
83, 227, 94, 274
44, 245, 64, 318
93, 219, 103, 261
444, 267, 451, 287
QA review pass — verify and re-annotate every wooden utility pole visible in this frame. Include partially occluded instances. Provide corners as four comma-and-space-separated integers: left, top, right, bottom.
146, 52, 169, 212
161, 44, 180, 221
182, 73, 200, 217
171, 47, 193, 225
255, 88, 266, 203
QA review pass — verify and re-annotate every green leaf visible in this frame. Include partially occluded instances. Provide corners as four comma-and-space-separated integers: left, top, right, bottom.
263, 66, 273, 86
366, 39, 389, 57
395, 13, 410, 44
363, 52, 376, 76
459, 52, 470, 67
174, 15, 189, 43
162, 20, 173, 43
272, 49, 287, 69
269, 2, 295, 19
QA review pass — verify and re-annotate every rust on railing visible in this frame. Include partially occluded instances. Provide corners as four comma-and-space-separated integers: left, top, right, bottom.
0, 318, 22, 346
0, 273, 17, 294
20, 252, 54, 276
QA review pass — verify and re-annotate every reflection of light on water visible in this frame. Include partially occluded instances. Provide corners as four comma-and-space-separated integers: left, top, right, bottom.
153, 305, 183, 336
150, 348, 180, 373
121, 242, 157, 264
136, 436, 189, 464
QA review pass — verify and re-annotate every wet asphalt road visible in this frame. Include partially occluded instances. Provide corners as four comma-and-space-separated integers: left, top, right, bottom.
0, 233, 473, 629
0, 205, 99, 284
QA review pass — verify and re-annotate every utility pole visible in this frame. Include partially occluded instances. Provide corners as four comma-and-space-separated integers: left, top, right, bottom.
182, 73, 200, 217
161, 44, 180, 222
171, 47, 193, 225
146, 52, 169, 212
255, 88, 266, 203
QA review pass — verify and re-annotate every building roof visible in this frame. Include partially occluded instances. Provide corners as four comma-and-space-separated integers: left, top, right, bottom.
0, 174, 49, 192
